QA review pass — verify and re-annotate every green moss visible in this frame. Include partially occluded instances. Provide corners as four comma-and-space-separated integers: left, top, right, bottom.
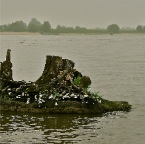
0, 97, 131, 114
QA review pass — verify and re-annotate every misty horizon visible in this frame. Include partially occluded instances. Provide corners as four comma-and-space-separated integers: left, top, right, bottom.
0, 18, 144, 30
0, 0, 145, 29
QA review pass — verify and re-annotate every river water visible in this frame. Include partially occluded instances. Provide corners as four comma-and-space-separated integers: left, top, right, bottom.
0, 34, 145, 144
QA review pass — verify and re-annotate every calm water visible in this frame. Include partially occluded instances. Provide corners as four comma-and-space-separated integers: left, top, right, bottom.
0, 34, 145, 144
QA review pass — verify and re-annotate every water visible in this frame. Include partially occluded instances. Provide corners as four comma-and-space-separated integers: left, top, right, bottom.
0, 34, 145, 144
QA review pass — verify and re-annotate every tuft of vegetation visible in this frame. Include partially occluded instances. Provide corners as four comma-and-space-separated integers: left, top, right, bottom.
87, 91, 102, 100
73, 75, 81, 86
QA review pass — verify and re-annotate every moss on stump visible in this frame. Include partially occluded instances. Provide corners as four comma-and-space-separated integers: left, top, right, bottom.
0, 98, 131, 114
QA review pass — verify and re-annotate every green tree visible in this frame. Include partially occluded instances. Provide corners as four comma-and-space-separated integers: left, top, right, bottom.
9, 21, 27, 32
56, 25, 62, 30
143, 26, 145, 32
136, 25, 143, 32
0, 24, 10, 31
28, 18, 41, 32
75, 26, 87, 33
107, 24, 120, 33
41, 21, 51, 33
0, 25, 3, 32
56, 25, 67, 32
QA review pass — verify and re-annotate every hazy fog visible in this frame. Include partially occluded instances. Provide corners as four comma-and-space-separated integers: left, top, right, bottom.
0, 0, 145, 28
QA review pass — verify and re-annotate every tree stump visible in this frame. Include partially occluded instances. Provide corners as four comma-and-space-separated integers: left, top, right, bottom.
0, 49, 13, 89
36, 55, 75, 85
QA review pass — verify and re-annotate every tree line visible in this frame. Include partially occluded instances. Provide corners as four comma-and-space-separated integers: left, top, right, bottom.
0, 18, 145, 34
0, 18, 51, 33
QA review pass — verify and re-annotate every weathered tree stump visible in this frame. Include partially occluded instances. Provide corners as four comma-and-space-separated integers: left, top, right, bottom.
36, 55, 75, 85
35, 55, 91, 96
0, 49, 131, 114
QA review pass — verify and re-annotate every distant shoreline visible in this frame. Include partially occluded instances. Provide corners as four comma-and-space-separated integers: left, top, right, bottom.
0, 32, 41, 35
0, 32, 145, 35
0, 32, 107, 35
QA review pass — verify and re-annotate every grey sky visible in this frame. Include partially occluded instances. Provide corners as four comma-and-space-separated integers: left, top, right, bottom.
0, 0, 145, 28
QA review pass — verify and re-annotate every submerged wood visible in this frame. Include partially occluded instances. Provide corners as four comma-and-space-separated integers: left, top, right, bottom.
0, 49, 131, 113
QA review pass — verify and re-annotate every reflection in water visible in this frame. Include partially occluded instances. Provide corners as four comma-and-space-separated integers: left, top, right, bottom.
0, 111, 126, 143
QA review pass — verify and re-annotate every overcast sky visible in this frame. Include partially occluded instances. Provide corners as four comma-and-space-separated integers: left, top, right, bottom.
0, 0, 145, 28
